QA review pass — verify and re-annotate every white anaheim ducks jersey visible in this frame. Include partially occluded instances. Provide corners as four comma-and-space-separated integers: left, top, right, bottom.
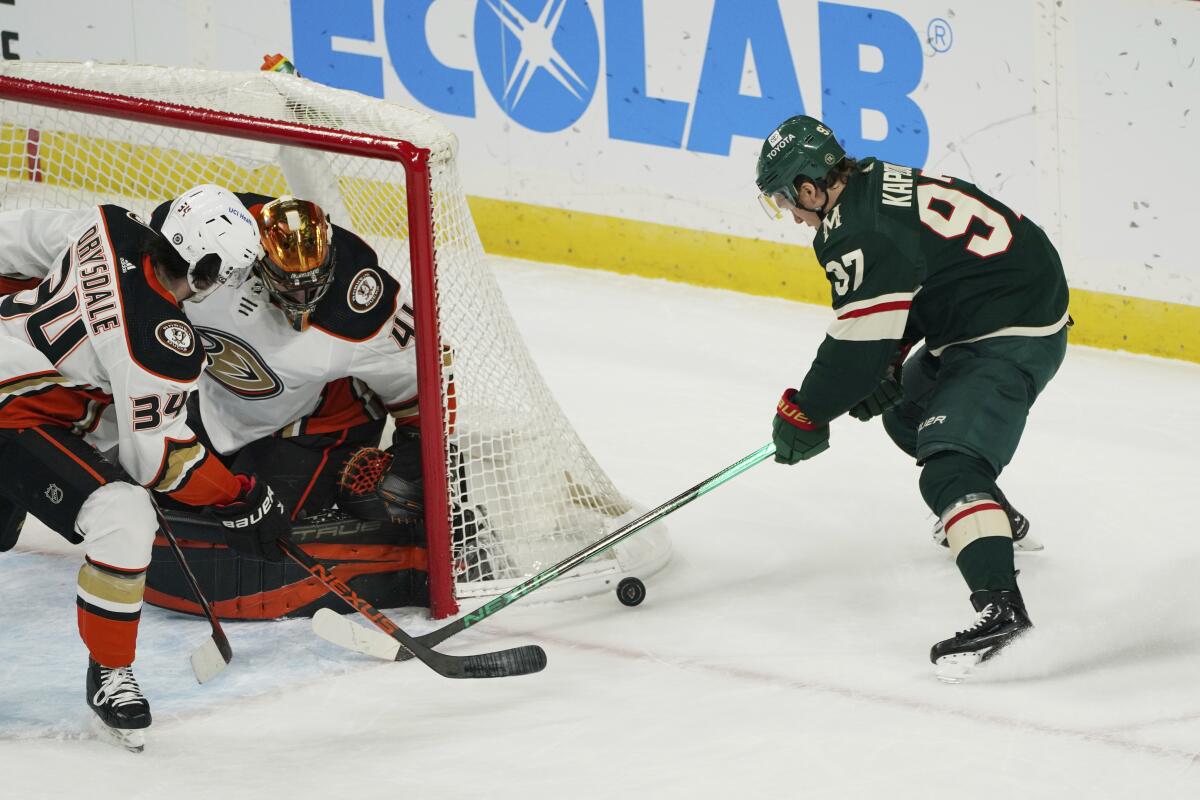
0, 206, 241, 506
179, 224, 419, 455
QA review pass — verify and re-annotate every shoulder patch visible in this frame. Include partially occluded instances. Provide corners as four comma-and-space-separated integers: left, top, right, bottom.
155, 320, 195, 356
347, 268, 384, 313
309, 228, 400, 342
99, 206, 204, 383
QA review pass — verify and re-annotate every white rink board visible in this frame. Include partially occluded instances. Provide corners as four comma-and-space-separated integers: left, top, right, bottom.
1, 0, 1198, 303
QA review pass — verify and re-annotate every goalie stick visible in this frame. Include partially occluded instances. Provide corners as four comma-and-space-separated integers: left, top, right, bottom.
279, 538, 547, 679
313, 442, 777, 662
154, 507, 232, 684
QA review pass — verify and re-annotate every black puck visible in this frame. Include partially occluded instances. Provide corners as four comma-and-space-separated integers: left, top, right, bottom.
617, 577, 646, 607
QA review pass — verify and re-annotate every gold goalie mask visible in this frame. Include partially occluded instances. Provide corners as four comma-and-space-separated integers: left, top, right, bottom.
254, 196, 336, 331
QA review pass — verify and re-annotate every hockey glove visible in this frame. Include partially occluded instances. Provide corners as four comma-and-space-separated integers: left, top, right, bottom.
337, 447, 424, 522
773, 389, 830, 465
210, 475, 291, 561
848, 374, 903, 421
849, 345, 910, 422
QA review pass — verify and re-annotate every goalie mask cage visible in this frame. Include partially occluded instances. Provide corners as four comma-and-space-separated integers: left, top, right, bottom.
0, 61, 670, 618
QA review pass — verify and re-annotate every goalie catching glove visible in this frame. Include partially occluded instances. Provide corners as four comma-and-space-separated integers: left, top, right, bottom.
337, 446, 424, 522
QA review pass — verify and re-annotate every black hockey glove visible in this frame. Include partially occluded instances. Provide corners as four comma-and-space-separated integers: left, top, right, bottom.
772, 389, 830, 465
210, 475, 291, 561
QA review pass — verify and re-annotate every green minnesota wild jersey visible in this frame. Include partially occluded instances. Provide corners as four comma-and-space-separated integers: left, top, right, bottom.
794, 157, 1070, 423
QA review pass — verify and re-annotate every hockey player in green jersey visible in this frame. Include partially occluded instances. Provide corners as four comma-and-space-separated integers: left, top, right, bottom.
756, 115, 1069, 682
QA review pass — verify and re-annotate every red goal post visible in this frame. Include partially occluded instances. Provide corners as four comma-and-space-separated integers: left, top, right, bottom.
0, 62, 670, 619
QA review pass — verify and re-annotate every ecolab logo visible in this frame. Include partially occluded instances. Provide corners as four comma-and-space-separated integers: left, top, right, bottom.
291, 0, 929, 165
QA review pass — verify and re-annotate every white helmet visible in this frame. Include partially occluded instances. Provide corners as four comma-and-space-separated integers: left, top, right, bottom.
159, 184, 262, 302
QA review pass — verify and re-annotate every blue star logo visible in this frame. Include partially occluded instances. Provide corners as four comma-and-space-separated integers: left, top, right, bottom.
475, 0, 599, 132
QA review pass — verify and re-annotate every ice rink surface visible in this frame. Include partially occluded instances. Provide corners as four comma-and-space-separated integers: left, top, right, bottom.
2, 257, 1199, 799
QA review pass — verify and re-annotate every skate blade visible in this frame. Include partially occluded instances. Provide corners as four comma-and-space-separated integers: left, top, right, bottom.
1014, 535, 1044, 552
91, 716, 146, 753
934, 533, 1045, 552
933, 652, 982, 684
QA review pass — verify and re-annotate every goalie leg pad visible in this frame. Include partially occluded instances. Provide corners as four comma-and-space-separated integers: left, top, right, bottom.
144, 514, 429, 619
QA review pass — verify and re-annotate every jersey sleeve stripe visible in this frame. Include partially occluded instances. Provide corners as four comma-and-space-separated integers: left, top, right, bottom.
827, 292, 915, 342
834, 291, 916, 317
385, 393, 418, 420
150, 438, 208, 494
837, 299, 913, 320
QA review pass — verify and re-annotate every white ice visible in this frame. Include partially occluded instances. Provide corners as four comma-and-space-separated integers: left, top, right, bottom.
2, 258, 1199, 799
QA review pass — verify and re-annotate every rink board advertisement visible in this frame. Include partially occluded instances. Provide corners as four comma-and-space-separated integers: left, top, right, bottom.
1, 0, 1198, 361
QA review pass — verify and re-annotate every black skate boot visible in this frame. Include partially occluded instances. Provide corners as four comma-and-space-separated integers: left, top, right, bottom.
87, 659, 152, 752
932, 489, 1040, 551
930, 590, 1033, 683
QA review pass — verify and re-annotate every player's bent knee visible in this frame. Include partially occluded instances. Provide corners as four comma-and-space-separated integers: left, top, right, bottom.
882, 403, 920, 458
918, 450, 998, 517
76, 482, 157, 570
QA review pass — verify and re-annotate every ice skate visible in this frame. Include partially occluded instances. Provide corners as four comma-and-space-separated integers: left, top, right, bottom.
931, 590, 1032, 683
87, 659, 151, 753
933, 490, 1042, 552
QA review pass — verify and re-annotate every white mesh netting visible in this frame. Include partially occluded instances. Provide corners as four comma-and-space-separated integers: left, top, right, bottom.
0, 61, 669, 606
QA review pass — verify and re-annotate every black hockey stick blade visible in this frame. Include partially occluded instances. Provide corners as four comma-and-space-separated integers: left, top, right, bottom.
311, 608, 546, 676
281, 539, 546, 679
315, 443, 778, 665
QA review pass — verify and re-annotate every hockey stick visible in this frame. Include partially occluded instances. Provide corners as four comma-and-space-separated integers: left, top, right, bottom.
313, 442, 777, 662
153, 507, 233, 684
279, 538, 546, 679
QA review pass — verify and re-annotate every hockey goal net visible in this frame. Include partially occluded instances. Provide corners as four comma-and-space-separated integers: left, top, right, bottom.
0, 61, 669, 618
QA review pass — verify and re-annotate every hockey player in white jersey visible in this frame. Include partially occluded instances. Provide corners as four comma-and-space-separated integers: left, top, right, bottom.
141, 192, 428, 618
0, 185, 292, 751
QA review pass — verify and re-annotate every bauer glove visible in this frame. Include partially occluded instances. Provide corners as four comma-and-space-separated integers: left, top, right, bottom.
210, 474, 291, 561
772, 390, 830, 465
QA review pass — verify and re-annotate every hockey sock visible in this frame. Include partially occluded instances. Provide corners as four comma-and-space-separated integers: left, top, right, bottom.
75, 481, 156, 667
920, 451, 1017, 592
954, 534, 1018, 593
76, 558, 146, 667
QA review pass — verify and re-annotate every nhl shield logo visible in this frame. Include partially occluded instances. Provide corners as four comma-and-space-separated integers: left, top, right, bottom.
45, 483, 63, 504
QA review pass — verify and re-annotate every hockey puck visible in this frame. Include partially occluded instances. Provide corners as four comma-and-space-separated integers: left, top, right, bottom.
617, 577, 646, 607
